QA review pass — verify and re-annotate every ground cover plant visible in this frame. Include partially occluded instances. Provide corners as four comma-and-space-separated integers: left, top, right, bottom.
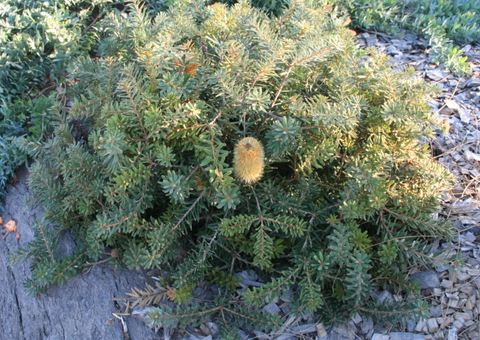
2, 0, 477, 216
336, 0, 479, 74
11, 0, 460, 334
0, 0, 115, 210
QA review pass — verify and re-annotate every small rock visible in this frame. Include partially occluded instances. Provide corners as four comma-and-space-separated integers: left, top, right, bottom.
406, 320, 415, 333
351, 313, 362, 325
329, 332, 346, 340
445, 308, 456, 315
429, 305, 442, 317
262, 303, 281, 315
316, 323, 328, 338
332, 323, 354, 339
378, 290, 394, 305
393, 293, 403, 302
445, 100, 461, 111
462, 232, 477, 243
193, 287, 214, 301
193, 286, 204, 297
236, 270, 263, 288
442, 317, 453, 327
237, 330, 248, 339
409, 271, 440, 289
453, 317, 465, 331
459, 108, 473, 123
466, 330, 479, 340
428, 100, 441, 109
448, 298, 459, 308
389, 332, 425, 340
454, 270, 471, 282
290, 323, 316, 334
404, 33, 418, 43
361, 317, 374, 334
466, 296, 475, 311
466, 78, 480, 87
426, 69, 448, 80
236, 270, 258, 283
439, 108, 454, 115
205, 322, 218, 337
366, 35, 378, 47
447, 328, 458, 340
276, 334, 296, 340
454, 312, 471, 321
385, 45, 399, 55
427, 318, 439, 333
441, 279, 453, 289
466, 268, 480, 277
200, 324, 212, 336
415, 319, 426, 332
210, 284, 220, 296
253, 330, 270, 340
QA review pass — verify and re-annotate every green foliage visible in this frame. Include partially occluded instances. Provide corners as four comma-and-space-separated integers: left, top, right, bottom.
219, 0, 289, 17
339, 0, 402, 35
9, 217, 87, 295
216, 0, 478, 73
397, 0, 477, 74
15, 0, 455, 329
208, 267, 240, 290
334, 0, 477, 74
168, 286, 194, 304
0, 0, 116, 210
404, 0, 480, 44
148, 295, 282, 332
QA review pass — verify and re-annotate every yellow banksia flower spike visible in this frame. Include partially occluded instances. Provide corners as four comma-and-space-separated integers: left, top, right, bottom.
233, 137, 264, 184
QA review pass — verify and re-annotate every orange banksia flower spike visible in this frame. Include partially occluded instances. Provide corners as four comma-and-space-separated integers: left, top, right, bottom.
233, 137, 264, 184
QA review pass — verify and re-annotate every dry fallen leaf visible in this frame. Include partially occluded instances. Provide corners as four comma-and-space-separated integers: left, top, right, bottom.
16, 234, 20, 239
347, 29, 357, 36
111, 248, 119, 259
174, 58, 197, 77
5, 220, 17, 233
0, 217, 3, 224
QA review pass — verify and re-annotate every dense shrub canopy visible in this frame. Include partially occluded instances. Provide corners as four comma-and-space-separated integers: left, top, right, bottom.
16, 0, 455, 330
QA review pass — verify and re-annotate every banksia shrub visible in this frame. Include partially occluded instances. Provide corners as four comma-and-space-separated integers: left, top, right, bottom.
15, 0, 455, 331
